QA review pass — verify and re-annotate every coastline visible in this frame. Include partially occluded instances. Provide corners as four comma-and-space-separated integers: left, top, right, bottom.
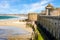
0, 19, 33, 40
0, 20, 33, 33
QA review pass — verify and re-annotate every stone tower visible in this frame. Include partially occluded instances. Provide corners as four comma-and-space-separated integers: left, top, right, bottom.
28, 13, 37, 21
45, 4, 54, 15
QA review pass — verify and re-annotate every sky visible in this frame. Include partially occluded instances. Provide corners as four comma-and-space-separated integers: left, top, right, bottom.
0, 0, 60, 14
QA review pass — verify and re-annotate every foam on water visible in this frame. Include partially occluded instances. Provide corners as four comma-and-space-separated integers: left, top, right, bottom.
0, 16, 28, 21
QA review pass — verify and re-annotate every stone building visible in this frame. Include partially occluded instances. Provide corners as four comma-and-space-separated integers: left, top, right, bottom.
28, 13, 38, 21
40, 4, 60, 16
50, 8, 60, 16
45, 4, 54, 15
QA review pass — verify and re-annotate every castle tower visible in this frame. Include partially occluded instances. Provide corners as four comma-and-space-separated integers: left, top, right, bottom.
28, 13, 37, 21
45, 4, 54, 15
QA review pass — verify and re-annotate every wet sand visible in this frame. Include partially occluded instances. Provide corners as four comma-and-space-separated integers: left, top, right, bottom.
0, 20, 33, 40
0, 20, 33, 34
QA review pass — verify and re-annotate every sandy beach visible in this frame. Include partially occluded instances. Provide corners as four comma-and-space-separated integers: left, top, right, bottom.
0, 20, 33, 33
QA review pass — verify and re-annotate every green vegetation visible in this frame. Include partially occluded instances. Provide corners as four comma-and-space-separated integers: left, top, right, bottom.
26, 23, 45, 40
35, 28, 44, 40
26, 23, 34, 28
28, 24, 33, 27
37, 27, 49, 40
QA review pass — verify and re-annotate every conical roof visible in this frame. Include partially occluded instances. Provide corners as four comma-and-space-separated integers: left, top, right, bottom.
46, 4, 53, 7
45, 4, 54, 10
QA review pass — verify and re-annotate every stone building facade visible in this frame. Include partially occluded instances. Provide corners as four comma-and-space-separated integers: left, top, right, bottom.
50, 8, 60, 16
45, 4, 54, 15
28, 13, 38, 21
40, 4, 60, 16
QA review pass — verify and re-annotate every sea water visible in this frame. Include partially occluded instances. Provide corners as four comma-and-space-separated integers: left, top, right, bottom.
0, 16, 17, 19
0, 16, 28, 40
0, 16, 27, 20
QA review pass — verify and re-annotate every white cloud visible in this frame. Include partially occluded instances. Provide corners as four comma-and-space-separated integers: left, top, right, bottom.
0, 0, 53, 14
19, 0, 52, 13
0, 1, 10, 9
